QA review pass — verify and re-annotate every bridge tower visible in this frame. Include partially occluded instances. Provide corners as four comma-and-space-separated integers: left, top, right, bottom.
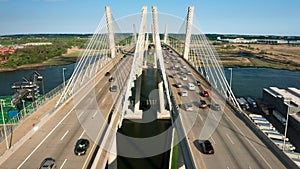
163, 24, 168, 44
105, 6, 116, 58
121, 6, 147, 118
152, 6, 172, 116
183, 6, 194, 60
132, 24, 137, 44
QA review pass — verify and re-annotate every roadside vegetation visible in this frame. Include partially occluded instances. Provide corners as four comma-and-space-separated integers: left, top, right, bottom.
0, 35, 90, 69
1, 34, 300, 71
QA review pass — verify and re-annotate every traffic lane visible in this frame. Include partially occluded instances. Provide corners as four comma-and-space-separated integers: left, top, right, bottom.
164, 50, 287, 168
222, 105, 287, 169
0, 99, 77, 169
1, 54, 128, 168
17, 95, 96, 169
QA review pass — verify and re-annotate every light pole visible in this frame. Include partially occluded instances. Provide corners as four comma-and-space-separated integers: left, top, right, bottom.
0, 99, 9, 150
228, 68, 233, 89
283, 102, 291, 152
22, 100, 26, 117
62, 68, 66, 87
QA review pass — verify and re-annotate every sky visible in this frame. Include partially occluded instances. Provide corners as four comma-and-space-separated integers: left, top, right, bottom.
0, 0, 299, 36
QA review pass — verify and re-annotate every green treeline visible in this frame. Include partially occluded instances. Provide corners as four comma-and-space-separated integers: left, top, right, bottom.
0, 35, 90, 68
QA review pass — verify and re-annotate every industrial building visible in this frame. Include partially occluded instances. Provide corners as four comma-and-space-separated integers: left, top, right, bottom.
263, 87, 300, 129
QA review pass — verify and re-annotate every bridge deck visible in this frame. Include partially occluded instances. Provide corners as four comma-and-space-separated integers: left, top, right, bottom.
164, 48, 287, 169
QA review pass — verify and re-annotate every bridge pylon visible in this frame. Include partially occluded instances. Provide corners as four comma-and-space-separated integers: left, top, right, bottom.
152, 6, 172, 116
183, 6, 194, 60
105, 6, 116, 58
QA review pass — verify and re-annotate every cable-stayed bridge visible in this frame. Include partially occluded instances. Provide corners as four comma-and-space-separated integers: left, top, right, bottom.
0, 6, 291, 169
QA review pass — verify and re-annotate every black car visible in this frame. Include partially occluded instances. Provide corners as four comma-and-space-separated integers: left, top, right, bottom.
74, 139, 90, 156
109, 77, 115, 82
199, 100, 208, 108
38, 158, 56, 169
109, 85, 117, 92
210, 103, 221, 111
202, 140, 214, 154
105, 72, 110, 76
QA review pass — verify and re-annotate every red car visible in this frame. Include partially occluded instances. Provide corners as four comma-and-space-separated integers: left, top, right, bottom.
201, 91, 209, 97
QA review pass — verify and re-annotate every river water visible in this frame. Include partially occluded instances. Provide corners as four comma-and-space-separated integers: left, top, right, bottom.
1, 65, 299, 99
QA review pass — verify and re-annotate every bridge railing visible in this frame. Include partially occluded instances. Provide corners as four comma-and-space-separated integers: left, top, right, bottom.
0, 79, 68, 143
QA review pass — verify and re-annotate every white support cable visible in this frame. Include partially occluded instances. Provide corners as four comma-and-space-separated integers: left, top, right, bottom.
199, 34, 241, 109
77, 32, 105, 87
191, 33, 241, 110
82, 32, 105, 82
199, 36, 225, 92
193, 34, 214, 84
198, 33, 228, 95
87, 32, 108, 78
56, 17, 106, 106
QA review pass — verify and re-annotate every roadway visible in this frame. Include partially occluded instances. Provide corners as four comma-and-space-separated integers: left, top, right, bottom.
163, 48, 287, 169
0, 51, 133, 169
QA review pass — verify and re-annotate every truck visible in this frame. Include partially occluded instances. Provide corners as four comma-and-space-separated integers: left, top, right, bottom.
266, 132, 289, 141
246, 96, 257, 108
237, 97, 250, 110
272, 110, 286, 126
256, 122, 274, 130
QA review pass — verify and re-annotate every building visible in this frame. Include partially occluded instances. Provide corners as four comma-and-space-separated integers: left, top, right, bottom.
0, 47, 15, 55
263, 87, 300, 129
23, 42, 52, 46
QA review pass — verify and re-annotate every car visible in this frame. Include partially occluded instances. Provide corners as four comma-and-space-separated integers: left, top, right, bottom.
38, 158, 56, 169
171, 73, 177, 78
202, 140, 214, 154
105, 72, 110, 76
179, 91, 188, 97
183, 103, 193, 111
188, 83, 195, 90
199, 100, 208, 108
186, 71, 192, 75
210, 103, 221, 111
201, 91, 209, 97
109, 77, 115, 82
196, 80, 201, 86
182, 76, 188, 81
176, 82, 182, 88
109, 85, 117, 92
74, 138, 90, 156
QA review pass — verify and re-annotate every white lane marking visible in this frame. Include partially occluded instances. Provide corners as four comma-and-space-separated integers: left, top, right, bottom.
198, 114, 203, 122
60, 130, 69, 141
79, 130, 85, 139
224, 112, 273, 169
226, 134, 234, 144
212, 113, 217, 121
211, 136, 216, 145
17, 106, 76, 169
60, 159, 67, 169
78, 111, 84, 118
101, 99, 106, 104
92, 111, 98, 119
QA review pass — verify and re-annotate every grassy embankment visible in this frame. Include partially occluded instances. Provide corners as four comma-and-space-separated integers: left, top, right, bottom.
212, 42, 300, 71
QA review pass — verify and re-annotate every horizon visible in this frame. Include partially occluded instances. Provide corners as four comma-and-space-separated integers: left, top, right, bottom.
0, 1, 299, 36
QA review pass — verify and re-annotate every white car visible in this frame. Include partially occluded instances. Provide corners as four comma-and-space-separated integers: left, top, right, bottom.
182, 76, 188, 81
183, 103, 193, 111
180, 91, 188, 97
